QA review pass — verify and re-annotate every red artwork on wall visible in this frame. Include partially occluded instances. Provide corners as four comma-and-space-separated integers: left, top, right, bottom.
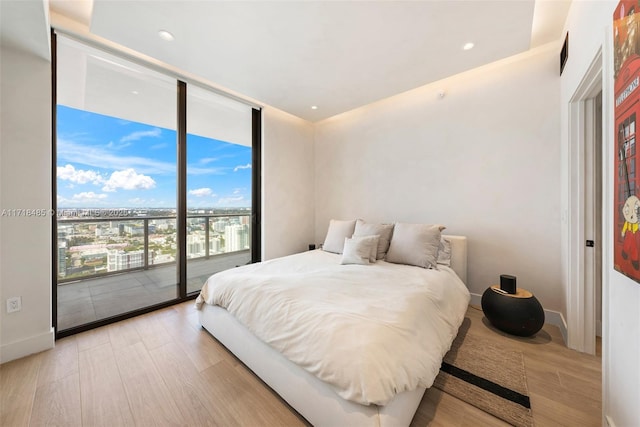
614, 0, 640, 282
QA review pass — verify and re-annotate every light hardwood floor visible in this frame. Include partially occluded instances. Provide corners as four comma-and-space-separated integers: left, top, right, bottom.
1, 302, 601, 426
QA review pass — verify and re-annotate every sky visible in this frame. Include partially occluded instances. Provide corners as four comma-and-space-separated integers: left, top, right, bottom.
56, 105, 252, 209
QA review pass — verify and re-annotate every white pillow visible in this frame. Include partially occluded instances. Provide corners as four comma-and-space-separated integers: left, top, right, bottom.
385, 223, 444, 268
340, 236, 378, 265
437, 237, 452, 266
322, 219, 357, 254
353, 219, 394, 260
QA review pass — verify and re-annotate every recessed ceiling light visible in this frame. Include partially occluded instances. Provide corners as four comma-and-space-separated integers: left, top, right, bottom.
158, 30, 175, 41
131, 90, 139, 95
463, 42, 474, 51
311, 105, 318, 110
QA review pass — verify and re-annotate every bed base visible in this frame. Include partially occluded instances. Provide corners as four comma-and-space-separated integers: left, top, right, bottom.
198, 303, 426, 427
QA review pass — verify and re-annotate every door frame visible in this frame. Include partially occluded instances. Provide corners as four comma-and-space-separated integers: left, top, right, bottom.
567, 49, 603, 354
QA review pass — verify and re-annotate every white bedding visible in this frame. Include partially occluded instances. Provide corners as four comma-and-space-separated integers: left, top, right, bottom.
195, 249, 470, 406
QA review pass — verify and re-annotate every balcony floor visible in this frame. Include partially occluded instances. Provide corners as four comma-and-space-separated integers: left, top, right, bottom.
57, 251, 250, 331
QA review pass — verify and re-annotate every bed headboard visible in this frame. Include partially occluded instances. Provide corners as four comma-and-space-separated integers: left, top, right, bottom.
442, 235, 467, 284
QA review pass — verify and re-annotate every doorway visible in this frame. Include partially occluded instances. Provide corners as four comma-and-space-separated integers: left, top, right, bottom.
567, 50, 603, 355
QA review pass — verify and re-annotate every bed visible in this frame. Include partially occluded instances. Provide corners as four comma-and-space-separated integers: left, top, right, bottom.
196, 231, 469, 427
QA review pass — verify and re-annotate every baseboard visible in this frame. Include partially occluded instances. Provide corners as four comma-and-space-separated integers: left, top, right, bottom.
470, 292, 568, 345
0, 328, 55, 364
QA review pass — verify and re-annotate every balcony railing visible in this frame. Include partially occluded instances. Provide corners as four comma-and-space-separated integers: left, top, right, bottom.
57, 212, 251, 284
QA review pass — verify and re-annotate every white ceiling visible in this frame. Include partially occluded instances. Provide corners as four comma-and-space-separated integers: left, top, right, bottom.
49, 0, 571, 123
0, 0, 50, 60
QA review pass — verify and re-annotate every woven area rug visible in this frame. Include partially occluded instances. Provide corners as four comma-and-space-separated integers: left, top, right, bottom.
433, 320, 534, 427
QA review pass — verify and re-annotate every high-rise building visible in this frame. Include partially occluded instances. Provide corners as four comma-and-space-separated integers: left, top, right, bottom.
123, 224, 144, 236
213, 219, 229, 233
107, 250, 144, 272
58, 240, 67, 278
209, 236, 221, 254
225, 224, 249, 252
187, 234, 206, 258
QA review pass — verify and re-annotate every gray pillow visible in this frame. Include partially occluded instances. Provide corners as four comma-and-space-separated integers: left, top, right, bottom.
353, 219, 394, 259
385, 223, 444, 268
322, 219, 357, 254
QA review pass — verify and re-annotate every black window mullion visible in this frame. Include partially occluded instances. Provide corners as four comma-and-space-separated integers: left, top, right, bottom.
51, 29, 58, 336
251, 108, 262, 263
177, 80, 187, 297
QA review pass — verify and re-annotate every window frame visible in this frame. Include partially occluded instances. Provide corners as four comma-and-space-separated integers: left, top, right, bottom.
51, 30, 262, 339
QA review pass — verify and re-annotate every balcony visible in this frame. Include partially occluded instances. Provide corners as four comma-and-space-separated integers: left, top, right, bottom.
56, 211, 251, 331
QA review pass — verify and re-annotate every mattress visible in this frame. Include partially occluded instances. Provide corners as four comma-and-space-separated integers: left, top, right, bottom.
196, 248, 470, 406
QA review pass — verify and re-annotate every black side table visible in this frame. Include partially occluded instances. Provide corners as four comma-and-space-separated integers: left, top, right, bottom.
481, 285, 545, 337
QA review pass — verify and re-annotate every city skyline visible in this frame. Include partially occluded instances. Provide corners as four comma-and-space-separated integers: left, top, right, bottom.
56, 105, 252, 209
55, 207, 251, 218
57, 213, 251, 281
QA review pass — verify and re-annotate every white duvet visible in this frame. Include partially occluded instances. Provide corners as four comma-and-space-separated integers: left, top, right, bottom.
195, 250, 470, 406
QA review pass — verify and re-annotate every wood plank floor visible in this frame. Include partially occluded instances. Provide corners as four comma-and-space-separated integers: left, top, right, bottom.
0, 302, 601, 426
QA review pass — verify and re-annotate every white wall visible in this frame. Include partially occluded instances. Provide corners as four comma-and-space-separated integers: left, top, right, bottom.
0, 45, 54, 363
561, 1, 640, 425
0, 2, 318, 363
262, 107, 316, 260
0, 60, 318, 364
315, 44, 562, 312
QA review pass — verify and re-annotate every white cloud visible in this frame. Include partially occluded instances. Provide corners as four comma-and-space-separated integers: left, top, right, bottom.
58, 138, 176, 175
58, 138, 229, 177
57, 164, 105, 185
72, 192, 108, 201
102, 169, 156, 192
120, 128, 162, 143
187, 165, 226, 175
150, 143, 168, 150
217, 196, 247, 206
189, 188, 215, 197
234, 163, 252, 172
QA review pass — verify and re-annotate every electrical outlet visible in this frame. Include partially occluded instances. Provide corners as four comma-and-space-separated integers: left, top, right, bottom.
7, 296, 21, 313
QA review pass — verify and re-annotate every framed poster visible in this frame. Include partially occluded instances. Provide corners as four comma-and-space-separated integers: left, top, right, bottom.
614, 0, 640, 282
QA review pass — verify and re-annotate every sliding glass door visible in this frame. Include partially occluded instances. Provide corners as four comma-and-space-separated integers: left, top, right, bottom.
186, 85, 253, 294
53, 34, 258, 336
55, 35, 178, 332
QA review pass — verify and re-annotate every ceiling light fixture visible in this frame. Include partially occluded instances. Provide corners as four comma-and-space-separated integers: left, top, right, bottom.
311, 105, 318, 110
131, 90, 139, 95
463, 42, 475, 51
158, 30, 175, 41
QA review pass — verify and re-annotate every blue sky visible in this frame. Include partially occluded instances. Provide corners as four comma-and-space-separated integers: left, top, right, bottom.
56, 105, 251, 208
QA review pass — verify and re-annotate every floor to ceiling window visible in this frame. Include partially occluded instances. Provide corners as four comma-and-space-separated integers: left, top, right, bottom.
186, 85, 253, 294
53, 33, 258, 336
